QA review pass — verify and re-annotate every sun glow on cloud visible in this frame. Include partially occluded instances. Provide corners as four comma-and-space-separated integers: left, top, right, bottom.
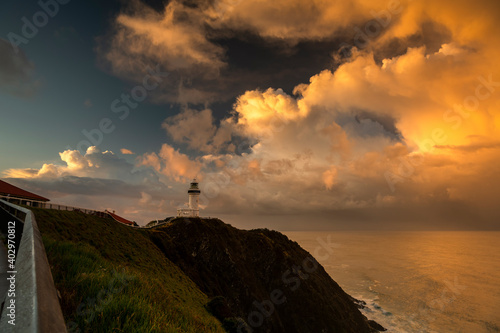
5, 0, 500, 226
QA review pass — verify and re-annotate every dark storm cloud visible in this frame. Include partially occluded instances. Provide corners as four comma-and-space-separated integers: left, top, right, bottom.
331, 109, 403, 141
217, 35, 345, 96
372, 20, 453, 63
99, 15, 345, 108
97, 0, 370, 107
98, 0, 458, 112
354, 110, 402, 140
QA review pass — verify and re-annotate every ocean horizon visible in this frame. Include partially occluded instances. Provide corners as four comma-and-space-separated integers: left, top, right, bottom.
284, 231, 500, 333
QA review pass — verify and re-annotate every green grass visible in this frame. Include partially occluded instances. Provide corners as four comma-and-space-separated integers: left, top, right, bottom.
32, 208, 225, 333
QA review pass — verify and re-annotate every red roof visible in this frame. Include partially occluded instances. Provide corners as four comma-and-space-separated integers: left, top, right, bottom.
0, 180, 50, 202
106, 210, 135, 225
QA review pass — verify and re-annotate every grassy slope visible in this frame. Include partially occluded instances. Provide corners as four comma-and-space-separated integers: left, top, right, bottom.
32, 208, 225, 333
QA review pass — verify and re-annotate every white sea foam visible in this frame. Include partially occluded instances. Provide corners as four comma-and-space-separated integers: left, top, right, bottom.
355, 295, 417, 333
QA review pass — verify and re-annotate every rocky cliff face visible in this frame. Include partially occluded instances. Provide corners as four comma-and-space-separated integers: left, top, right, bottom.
148, 217, 383, 333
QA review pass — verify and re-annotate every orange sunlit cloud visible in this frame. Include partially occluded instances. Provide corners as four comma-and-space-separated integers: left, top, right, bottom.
121, 148, 135, 155
4, 0, 500, 226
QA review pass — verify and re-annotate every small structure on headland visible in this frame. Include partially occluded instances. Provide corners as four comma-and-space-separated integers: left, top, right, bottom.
177, 178, 200, 217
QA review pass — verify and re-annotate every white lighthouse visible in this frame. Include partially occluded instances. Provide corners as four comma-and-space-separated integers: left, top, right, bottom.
177, 178, 201, 217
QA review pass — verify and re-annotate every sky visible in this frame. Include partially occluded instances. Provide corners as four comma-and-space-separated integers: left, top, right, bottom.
0, 0, 499, 230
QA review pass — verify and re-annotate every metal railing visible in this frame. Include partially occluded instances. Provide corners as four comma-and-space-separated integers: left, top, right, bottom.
0, 199, 67, 332
0, 196, 211, 230
0, 195, 107, 218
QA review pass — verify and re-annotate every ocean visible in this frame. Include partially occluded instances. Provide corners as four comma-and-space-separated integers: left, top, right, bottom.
283, 231, 500, 333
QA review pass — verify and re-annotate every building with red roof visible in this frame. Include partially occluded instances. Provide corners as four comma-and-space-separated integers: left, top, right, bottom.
105, 210, 136, 226
0, 179, 50, 207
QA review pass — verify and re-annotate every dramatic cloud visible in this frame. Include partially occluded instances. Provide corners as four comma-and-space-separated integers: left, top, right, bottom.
100, 0, 500, 104
98, 0, 391, 104
162, 108, 233, 153
221, 38, 499, 217
207, 0, 385, 40
9, 0, 498, 228
2, 147, 192, 223
139, 143, 202, 181
143, 0, 500, 226
98, 0, 226, 103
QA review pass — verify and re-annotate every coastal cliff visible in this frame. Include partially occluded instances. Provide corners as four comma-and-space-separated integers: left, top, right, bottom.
34, 209, 383, 332
148, 217, 384, 333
